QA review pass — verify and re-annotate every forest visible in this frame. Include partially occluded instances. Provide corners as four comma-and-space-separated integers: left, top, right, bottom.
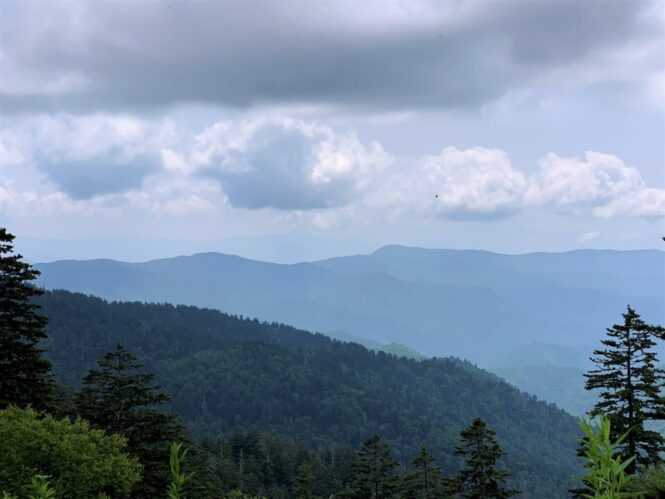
36, 289, 579, 497
3, 227, 665, 498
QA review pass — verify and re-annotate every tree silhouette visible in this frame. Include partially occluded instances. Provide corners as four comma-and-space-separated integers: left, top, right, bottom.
345, 434, 398, 499
76, 344, 186, 498
0, 227, 53, 410
453, 418, 518, 498
584, 306, 665, 472
399, 446, 447, 498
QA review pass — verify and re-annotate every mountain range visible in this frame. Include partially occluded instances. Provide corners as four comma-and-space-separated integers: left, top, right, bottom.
35, 245, 665, 413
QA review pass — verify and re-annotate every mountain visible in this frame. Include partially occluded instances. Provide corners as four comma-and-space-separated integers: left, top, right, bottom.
377, 342, 426, 360
35, 246, 665, 367
490, 342, 595, 416
37, 290, 581, 498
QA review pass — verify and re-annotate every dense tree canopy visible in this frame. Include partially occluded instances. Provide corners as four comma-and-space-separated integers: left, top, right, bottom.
399, 446, 447, 498
344, 434, 399, 498
76, 344, 188, 499
37, 289, 581, 497
0, 406, 141, 498
0, 228, 53, 409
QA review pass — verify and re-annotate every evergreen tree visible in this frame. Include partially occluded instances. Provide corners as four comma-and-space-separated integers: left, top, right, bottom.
453, 418, 518, 499
345, 434, 398, 499
584, 306, 665, 473
0, 228, 53, 410
293, 462, 314, 499
75, 344, 187, 499
399, 446, 445, 499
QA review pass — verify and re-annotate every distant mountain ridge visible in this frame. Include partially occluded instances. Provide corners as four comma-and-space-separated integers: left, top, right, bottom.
35, 245, 664, 366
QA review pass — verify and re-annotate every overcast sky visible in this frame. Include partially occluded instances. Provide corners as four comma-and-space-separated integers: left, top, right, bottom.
1, 0, 664, 262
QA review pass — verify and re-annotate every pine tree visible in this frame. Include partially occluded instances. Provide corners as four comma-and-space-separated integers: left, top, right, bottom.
293, 462, 314, 499
0, 227, 53, 410
453, 418, 518, 499
399, 446, 445, 499
75, 344, 187, 499
345, 434, 398, 499
584, 305, 665, 473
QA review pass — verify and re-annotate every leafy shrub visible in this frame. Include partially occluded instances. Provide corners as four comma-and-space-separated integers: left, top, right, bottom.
0, 406, 141, 498
626, 466, 665, 498
578, 416, 639, 498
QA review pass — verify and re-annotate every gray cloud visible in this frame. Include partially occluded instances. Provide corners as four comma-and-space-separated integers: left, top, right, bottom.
1, 114, 165, 199
193, 120, 387, 210
37, 156, 158, 200
0, 0, 659, 113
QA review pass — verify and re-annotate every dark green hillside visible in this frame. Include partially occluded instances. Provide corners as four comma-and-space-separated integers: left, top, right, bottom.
38, 290, 581, 497
35, 248, 665, 368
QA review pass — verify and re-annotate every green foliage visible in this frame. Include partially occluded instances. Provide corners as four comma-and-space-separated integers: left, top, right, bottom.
224, 492, 266, 499
453, 418, 518, 498
167, 442, 192, 499
292, 462, 315, 499
0, 228, 53, 410
75, 344, 188, 499
344, 434, 399, 499
625, 465, 665, 498
578, 416, 639, 499
197, 428, 352, 498
38, 289, 582, 497
27, 476, 56, 499
584, 306, 665, 472
0, 406, 141, 498
399, 446, 447, 498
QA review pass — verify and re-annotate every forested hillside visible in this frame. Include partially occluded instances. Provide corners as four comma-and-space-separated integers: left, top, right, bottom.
35, 247, 664, 367
38, 290, 581, 497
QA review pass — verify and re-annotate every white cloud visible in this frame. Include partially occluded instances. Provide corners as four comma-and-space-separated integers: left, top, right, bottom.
0, 114, 175, 199
592, 187, 665, 219
407, 147, 527, 219
1, 112, 663, 224
190, 118, 390, 210
578, 230, 601, 243
526, 151, 665, 218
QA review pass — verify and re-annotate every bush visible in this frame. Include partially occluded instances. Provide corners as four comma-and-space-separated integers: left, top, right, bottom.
626, 466, 665, 498
0, 406, 141, 498
578, 416, 638, 498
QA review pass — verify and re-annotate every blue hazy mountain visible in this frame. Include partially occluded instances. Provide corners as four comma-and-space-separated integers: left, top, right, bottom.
35, 246, 664, 369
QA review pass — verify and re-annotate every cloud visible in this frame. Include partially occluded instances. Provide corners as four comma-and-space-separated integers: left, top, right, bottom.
0, 0, 659, 112
408, 147, 527, 220
191, 119, 389, 210
578, 230, 601, 243
526, 151, 665, 218
0, 114, 171, 199
2, 112, 663, 222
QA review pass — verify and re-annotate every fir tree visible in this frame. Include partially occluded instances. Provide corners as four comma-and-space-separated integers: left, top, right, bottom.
0, 227, 53, 410
399, 446, 446, 499
293, 462, 314, 499
584, 306, 665, 473
453, 418, 518, 499
75, 344, 187, 499
345, 434, 398, 499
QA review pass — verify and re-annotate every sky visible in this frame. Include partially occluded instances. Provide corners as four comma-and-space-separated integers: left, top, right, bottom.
1, 0, 664, 263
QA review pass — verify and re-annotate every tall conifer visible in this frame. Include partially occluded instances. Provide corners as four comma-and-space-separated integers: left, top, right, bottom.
584, 305, 665, 472
0, 227, 53, 409
76, 344, 186, 498
453, 418, 518, 498
345, 433, 398, 499
399, 446, 446, 498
